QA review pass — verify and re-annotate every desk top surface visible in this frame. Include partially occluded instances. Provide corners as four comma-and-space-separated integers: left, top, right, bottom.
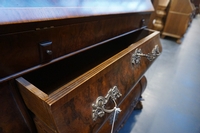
0, 0, 154, 25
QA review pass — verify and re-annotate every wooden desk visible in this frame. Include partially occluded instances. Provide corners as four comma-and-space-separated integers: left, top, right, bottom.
0, 1, 162, 132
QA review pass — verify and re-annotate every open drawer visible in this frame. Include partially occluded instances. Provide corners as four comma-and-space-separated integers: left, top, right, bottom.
16, 29, 162, 133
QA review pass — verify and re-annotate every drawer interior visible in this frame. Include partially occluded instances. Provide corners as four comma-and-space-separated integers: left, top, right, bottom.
22, 29, 153, 95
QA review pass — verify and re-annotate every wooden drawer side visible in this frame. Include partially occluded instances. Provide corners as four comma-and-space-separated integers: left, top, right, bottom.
16, 77, 57, 131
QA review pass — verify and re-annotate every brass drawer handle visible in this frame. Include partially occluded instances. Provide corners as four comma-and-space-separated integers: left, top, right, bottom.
132, 45, 160, 65
92, 86, 122, 121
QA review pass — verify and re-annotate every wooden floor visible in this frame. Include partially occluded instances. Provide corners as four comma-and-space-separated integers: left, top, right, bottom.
119, 14, 200, 133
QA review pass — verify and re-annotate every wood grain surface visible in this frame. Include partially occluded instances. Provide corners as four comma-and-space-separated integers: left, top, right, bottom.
0, 0, 153, 25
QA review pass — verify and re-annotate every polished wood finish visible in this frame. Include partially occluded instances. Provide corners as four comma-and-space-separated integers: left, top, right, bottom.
33, 76, 147, 133
0, 0, 154, 26
162, 0, 193, 43
0, 1, 160, 132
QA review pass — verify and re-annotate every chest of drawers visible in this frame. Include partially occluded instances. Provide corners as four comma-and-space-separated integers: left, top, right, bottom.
0, 1, 162, 133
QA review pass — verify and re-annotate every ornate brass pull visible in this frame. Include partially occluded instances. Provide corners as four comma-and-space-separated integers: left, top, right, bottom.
92, 86, 122, 121
132, 45, 160, 65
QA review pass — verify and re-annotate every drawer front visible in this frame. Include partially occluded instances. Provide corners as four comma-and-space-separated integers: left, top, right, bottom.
16, 30, 162, 133
32, 74, 145, 133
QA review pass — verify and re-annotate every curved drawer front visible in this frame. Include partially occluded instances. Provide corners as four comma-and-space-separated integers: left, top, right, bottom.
16, 30, 162, 133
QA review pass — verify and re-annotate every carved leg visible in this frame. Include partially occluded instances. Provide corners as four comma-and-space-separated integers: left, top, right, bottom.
161, 35, 165, 39
134, 96, 144, 110
134, 101, 143, 110
176, 38, 182, 44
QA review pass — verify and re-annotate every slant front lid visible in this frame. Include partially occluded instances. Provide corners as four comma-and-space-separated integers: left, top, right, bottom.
0, 0, 154, 25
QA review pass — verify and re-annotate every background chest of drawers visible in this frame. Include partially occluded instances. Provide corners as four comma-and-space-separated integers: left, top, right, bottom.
0, 0, 162, 132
